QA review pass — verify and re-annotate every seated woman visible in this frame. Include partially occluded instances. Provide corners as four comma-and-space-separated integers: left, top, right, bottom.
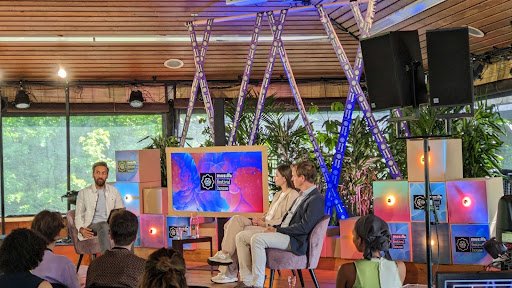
336, 214, 406, 288
31, 210, 80, 288
0, 228, 52, 288
208, 164, 299, 284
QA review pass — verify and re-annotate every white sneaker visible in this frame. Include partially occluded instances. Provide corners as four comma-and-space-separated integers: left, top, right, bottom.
208, 251, 233, 264
211, 273, 238, 284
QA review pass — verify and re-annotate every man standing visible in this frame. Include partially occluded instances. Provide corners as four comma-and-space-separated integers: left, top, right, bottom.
86, 210, 145, 288
75, 161, 124, 252
235, 160, 325, 288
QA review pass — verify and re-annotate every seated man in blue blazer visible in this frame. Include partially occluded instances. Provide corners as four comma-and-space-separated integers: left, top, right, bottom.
235, 160, 325, 288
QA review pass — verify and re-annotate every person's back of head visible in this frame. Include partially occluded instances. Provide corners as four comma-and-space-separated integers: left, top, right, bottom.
139, 248, 188, 288
109, 210, 138, 247
295, 160, 317, 184
354, 214, 392, 260
31, 210, 65, 245
0, 228, 47, 274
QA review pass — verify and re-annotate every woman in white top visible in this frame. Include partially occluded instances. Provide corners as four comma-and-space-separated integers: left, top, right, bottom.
208, 164, 299, 284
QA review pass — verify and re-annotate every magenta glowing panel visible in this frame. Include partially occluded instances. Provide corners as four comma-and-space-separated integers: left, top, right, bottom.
166, 146, 269, 217
373, 181, 410, 222
446, 180, 488, 224
140, 214, 166, 248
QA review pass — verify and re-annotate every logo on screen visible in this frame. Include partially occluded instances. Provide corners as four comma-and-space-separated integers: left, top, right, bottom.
200, 173, 216, 190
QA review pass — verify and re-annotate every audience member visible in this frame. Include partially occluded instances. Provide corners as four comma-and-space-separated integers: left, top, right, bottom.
336, 214, 406, 288
209, 164, 299, 284
31, 210, 80, 288
0, 228, 52, 288
86, 209, 144, 288
139, 248, 188, 288
235, 160, 325, 288
76, 161, 124, 252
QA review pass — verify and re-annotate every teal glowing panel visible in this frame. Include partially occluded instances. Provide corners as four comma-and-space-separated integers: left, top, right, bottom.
409, 182, 447, 222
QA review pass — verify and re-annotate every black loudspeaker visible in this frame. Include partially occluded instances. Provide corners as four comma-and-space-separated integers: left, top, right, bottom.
361, 30, 427, 111
426, 27, 474, 107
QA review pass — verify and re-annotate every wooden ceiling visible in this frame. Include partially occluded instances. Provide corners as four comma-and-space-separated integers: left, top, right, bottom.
0, 0, 509, 82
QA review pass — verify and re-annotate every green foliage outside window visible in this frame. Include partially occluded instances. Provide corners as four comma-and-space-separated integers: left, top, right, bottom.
3, 115, 162, 216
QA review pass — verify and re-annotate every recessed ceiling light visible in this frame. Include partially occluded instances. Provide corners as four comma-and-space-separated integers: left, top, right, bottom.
468, 26, 485, 37
164, 59, 184, 69
57, 67, 67, 78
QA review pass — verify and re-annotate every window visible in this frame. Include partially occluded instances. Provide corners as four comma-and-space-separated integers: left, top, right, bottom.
3, 114, 162, 216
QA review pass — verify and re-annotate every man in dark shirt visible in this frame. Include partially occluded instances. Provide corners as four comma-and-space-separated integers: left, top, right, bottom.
235, 160, 325, 288
86, 210, 144, 288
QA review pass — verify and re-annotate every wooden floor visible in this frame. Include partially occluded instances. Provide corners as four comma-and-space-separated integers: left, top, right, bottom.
54, 246, 487, 288
185, 263, 337, 288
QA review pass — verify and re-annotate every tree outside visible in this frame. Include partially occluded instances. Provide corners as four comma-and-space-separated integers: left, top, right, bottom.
3, 114, 162, 216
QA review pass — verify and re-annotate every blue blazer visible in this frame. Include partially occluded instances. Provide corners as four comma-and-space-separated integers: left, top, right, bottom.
276, 188, 325, 255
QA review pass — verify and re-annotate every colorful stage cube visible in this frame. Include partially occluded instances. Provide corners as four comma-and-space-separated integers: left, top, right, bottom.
388, 222, 412, 262
166, 216, 195, 250
114, 181, 161, 215
406, 139, 462, 182
339, 217, 363, 260
450, 224, 492, 265
412, 222, 451, 264
143, 187, 168, 214
115, 149, 161, 183
446, 178, 503, 228
409, 182, 448, 223
373, 181, 410, 222
140, 214, 166, 248
321, 234, 341, 258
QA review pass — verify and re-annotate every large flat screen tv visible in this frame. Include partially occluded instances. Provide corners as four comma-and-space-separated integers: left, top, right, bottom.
166, 146, 269, 217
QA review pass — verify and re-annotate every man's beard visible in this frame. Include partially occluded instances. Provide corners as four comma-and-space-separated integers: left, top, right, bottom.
95, 178, 105, 187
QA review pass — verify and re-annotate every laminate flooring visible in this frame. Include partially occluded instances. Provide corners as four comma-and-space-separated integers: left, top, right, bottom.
185, 262, 337, 288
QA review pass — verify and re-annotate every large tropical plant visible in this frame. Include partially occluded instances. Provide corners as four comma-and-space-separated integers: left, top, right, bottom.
452, 102, 505, 177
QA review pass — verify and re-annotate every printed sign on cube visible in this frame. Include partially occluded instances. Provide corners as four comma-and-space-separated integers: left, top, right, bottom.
409, 182, 448, 222
166, 216, 195, 250
373, 181, 410, 222
388, 222, 412, 262
115, 149, 161, 183
450, 224, 492, 265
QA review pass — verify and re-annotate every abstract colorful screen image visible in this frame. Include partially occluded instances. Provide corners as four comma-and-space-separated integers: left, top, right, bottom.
166, 146, 268, 217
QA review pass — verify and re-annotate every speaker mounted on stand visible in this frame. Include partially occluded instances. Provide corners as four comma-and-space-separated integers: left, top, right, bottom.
361, 30, 428, 112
